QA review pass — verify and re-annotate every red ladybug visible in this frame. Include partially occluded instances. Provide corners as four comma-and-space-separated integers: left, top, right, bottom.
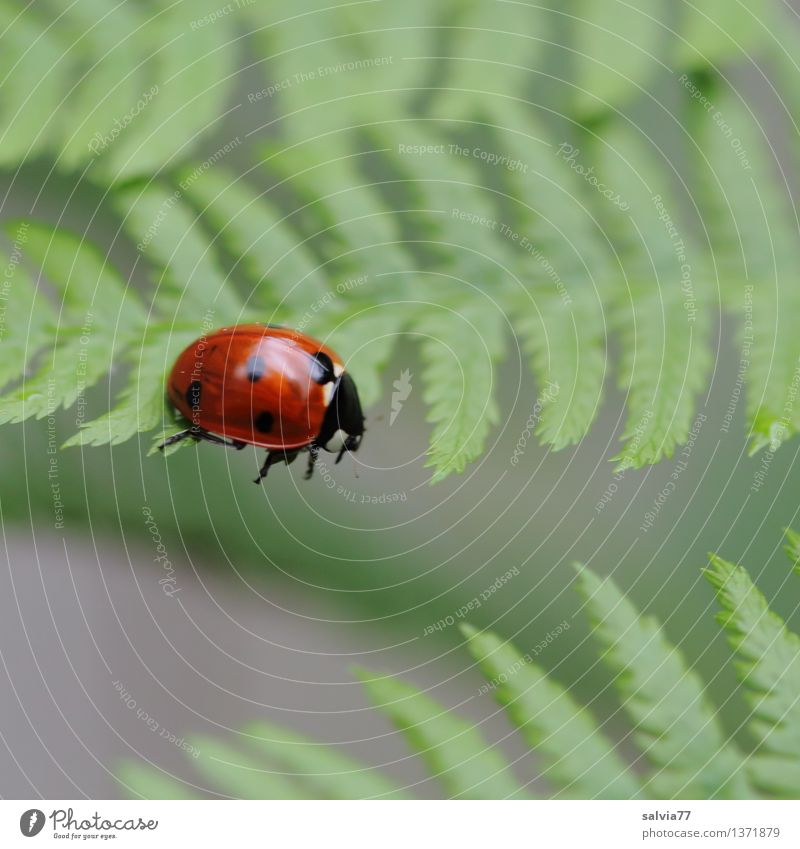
160, 324, 364, 483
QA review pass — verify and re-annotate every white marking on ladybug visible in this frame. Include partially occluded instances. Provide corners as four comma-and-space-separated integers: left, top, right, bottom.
325, 429, 348, 453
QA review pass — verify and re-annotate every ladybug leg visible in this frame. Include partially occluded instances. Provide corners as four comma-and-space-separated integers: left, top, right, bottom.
158, 429, 193, 450
161, 428, 246, 452
191, 428, 246, 450
254, 451, 278, 484
193, 429, 232, 447
304, 444, 320, 480
253, 449, 298, 485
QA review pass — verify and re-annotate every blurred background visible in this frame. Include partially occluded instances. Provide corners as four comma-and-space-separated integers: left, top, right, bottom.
1, 0, 800, 798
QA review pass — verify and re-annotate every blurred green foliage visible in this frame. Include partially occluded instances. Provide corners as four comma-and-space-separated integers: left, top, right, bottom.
120, 545, 800, 798
1, 0, 800, 800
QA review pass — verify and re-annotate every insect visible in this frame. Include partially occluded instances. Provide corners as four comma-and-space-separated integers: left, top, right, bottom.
160, 324, 365, 483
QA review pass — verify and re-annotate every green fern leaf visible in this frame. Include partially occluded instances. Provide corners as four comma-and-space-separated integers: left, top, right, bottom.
98, 1, 237, 181
575, 565, 752, 798
783, 527, 800, 576
746, 755, 800, 800
420, 302, 505, 483
692, 85, 800, 455
593, 125, 712, 469
0, 0, 237, 177
189, 735, 307, 800
487, 108, 613, 448
367, 122, 515, 291
179, 164, 328, 319
116, 538, 800, 799
0, 222, 143, 424
674, 0, 778, 70
571, 0, 668, 120
116, 763, 195, 800
115, 184, 242, 319
261, 136, 411, 282
354, 667, 529, 799
56, 0, 149, 170
704, 555, 800, 797
461, 623, 640, 799
512, 287, 606, 450
612, 285, 712, 471
0, 241, 55, 390
242, 721, 407, 800
432, 0, 549, 117
0, 3, 70, 165
251, 1, 436, 138
63, 328, 195, 448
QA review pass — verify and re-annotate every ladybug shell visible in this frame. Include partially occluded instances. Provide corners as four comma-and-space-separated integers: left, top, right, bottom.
167, 324, 345, 450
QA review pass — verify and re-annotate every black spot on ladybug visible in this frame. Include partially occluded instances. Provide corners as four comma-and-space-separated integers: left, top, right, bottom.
245, 355, 266, 382
186, 380, 202, 410
255, 411, 274, 433
310, 351, 335, 384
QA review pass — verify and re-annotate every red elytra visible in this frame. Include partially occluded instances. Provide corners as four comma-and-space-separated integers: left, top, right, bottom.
160, 324, 365, 483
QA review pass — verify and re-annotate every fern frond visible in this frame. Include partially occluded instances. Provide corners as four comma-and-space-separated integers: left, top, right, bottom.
179, 164, 328, 319
612, 285, 712, 471
674, 0, 779, 71
483, 108, 613, 448
461, 623, 640, 799
0, 242, 55, 390
56, 0, 149, 170
3, 1, 800, 478
511, 286, 606, 451
64, 328, 195, 449
115, 184, 242, 319
431, 0, 549, 117
242, 721, 407, 800
367, 121, 515, 291
250, 0, 436, 138
575, 566, 752, 798
783, 527, 800, 576
188, 735, 307, 799
333, 0, 439, 117
594, 124, 712, 469
693, 85, 800, 455
0, 0, 237, 177
116, 763, 194, 801
354, 667, 529, 799
419, 300, 505, 483
116, 535, 800, 799
704, 555, 800, 797
0, 3, 70, 165
570, 0, 668, 120
262, 136, 411, 283
747, 756, 800, 800
95, 0, 237, 181
0, 222, 143, 424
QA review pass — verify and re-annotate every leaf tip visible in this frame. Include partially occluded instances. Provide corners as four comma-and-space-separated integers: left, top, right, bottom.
459, 623, 479, 640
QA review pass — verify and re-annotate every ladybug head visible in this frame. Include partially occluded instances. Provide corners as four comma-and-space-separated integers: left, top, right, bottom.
317, 371, 365, 461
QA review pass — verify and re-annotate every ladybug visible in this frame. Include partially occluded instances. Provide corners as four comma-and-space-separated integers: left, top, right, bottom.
160, 324, 365, 483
